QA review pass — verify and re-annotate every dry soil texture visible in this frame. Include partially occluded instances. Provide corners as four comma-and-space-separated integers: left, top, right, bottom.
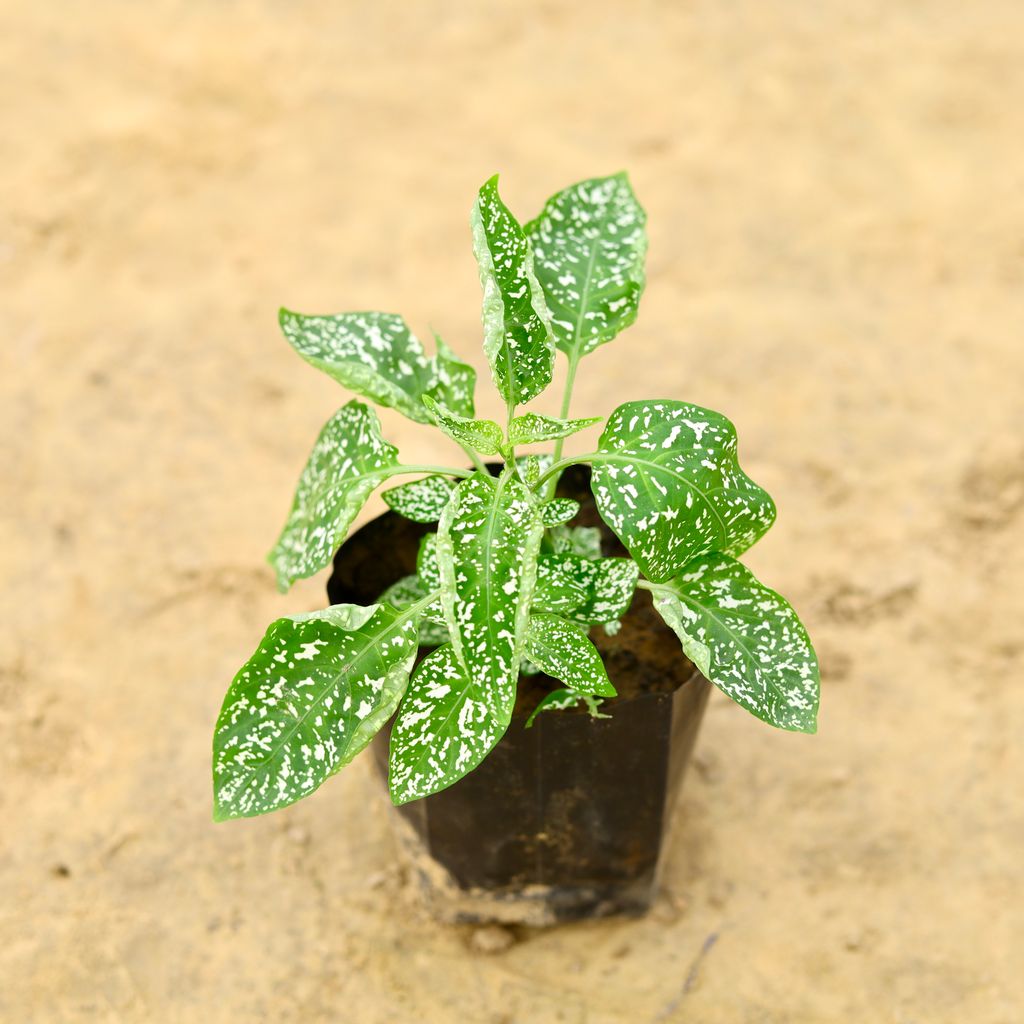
2, 2, 1023, 1022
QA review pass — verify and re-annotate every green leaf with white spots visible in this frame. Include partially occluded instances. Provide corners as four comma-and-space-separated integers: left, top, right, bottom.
539, 498, 580, 527
590, 400, 776, 583
470, 176, 555, 406
422, 395, 506, 457
379, 575, 426, 609
650, 554, 819, 733
525, 688, 610, 728
389, 644, 511, 804
525, 173, 647, 358
424, 334, 477, 417
516, 453, 552, 486
382, 475, 454, 523
378, 575, 448, 646
571, 558, 639, 625
525, 614, 616, 697
279, 310, 474, 423
533, 553, 593, 614
212, 602, 419, 820
416, 618, 449, 647
508, 412, 601, 446
416, 533, 441, 590
436, 472, 545, 718
550, 524, 603, 560
268, 401, 399, 591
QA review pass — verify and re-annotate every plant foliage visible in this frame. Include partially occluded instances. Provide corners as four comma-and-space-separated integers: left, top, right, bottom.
213, 173, 820, 820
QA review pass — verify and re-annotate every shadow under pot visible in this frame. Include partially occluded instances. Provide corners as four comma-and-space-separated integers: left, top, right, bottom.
327, 465, 711, 926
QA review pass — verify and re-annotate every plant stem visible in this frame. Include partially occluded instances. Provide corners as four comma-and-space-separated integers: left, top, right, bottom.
636, 579, 666, 593
402, 589, 442, 618
533, 452, 599, 491
505, 398, 517, 467
458, 444, 489, 474
545, 349, 581, 498
389, 464, 474, 480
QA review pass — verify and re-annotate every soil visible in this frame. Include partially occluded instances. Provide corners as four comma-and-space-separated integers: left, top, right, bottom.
327, 464, 691, 714
3, 2, 1023, 1021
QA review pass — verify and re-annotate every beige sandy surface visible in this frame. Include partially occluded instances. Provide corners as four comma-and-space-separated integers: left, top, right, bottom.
3, 1, 1023, 1021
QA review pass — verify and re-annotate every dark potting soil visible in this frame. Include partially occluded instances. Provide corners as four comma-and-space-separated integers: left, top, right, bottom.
326, 465, 694, 717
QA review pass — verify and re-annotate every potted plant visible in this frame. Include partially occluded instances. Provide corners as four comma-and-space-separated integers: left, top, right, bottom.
212, 173, 819, 924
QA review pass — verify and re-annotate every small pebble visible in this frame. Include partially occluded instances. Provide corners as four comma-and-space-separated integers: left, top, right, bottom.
469, 924, 516, 955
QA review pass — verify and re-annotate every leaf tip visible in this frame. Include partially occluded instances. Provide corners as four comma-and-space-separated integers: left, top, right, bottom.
797, 711, 819, 735
211, 795, 232, 824
265, 549, 291, 593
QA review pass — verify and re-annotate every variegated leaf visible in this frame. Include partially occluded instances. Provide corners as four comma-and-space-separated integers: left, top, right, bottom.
382, 474, 454, 523
378, 575, 448, 646
416, 533, 441, 590
424, 333, 476, 417
268, 401, 398, 591
525, 688, 610, 728
590, 400, 776, 583
279, 310, 474, 423
422, 395, 505, 456
417, 618, 450, 647
508, 412, 601, 446
436, 471, 545, 716
378, 575, 426, 608
525, 614, 616, 697
539, 498, 580, 527
212, 603, 419, 820
470, 176, 555, 406
650, 554, 819, 733
389, 644, 511, 804
525, 173, 647, 358
516, 453, 552, 487
550, 524, 603, 559
533, 553, 592, 614
571, 558, 639, 625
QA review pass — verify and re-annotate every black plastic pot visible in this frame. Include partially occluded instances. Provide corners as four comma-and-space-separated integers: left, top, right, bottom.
327, 467, 711, 925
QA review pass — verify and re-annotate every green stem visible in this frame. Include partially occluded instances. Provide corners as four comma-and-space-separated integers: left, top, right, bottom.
403, 589, 442, 618
388, 464, 474, 480
533, 452, 599, 491
636, 579, 668, 594
545, 349, 581, 499
458, 444, 489, 474
505, 398, 517, 467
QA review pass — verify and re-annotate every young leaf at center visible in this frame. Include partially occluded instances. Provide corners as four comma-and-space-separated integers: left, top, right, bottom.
471, 176, 555, 406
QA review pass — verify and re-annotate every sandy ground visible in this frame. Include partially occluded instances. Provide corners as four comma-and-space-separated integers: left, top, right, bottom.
3, 1, 1023, 1020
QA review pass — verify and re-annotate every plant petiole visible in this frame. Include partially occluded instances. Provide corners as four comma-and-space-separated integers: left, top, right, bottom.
533, 452, 598, 492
